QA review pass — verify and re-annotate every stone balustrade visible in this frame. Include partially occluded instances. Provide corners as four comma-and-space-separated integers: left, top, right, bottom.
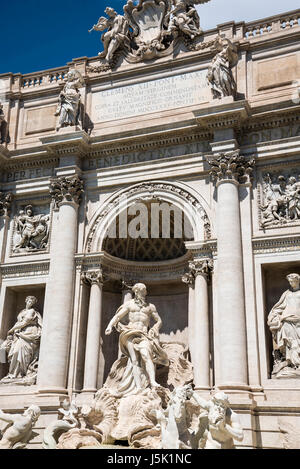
22, 68, 68, 89
244, 9, 300, 38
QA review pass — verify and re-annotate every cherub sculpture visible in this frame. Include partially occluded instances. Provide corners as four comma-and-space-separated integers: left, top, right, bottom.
167, 0, 209, 39
55, 70, 84, 130
89, 7, 130, 63
0, 405, 40, 449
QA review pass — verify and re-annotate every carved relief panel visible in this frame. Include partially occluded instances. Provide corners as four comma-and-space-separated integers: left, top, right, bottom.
259, 168, 300, 230
12, 203, 51, 255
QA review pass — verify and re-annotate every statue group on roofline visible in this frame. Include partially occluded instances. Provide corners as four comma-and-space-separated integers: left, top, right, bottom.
88, 0, 212, 68
41, 282, 244, 450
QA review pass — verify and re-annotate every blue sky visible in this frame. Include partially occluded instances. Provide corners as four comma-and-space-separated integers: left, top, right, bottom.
0, 0, 299, 75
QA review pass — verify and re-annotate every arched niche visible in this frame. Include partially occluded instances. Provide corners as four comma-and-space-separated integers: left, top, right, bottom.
85, 181, 212, 254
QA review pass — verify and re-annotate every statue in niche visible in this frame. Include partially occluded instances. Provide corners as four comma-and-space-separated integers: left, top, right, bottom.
55, 70, 84, 131
268, 273, 300, 378
167, 0, 204, 39
89, 7, 130, 64
207, 36, 238, 99
105, 282, 169, 396
0, 296, 43, 385
13, 205, 50, 252
0, 405, 41, 449
0, 102, 9, 145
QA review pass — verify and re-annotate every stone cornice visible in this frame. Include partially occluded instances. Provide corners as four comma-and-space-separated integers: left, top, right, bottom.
194, 100, 251, 131
40, 131, 90, 158
76, 251, 191, 282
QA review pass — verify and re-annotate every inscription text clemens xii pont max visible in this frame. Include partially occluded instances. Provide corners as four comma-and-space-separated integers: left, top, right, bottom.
92, 70, 209, 122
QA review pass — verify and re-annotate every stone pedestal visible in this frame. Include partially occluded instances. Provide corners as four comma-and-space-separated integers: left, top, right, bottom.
37, 175, 83, 393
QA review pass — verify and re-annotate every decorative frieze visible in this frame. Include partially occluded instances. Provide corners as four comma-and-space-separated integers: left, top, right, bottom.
50, 175, 84, 209
0, 191, 13, 217
207, 150, 255, 184
259, 170, 300, 229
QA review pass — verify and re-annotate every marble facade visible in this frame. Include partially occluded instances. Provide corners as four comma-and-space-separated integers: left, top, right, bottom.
0, 3, 300, 449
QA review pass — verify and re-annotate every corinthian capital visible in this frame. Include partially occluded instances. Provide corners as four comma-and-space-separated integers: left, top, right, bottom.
206, 151, 255, 185
50, 175, 84, 209
0, 191, 13, 217
81, 269, 104, 286
183, 258, 214, 285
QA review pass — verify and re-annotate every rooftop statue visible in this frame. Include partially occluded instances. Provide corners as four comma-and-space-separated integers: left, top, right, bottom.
55, 70, 84, 131
0, 102, 10, 144
89, 0, 211, 69
89, 7, 130, 64
207, 36, 238, 99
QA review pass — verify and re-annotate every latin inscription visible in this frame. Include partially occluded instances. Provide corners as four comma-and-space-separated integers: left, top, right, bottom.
92, 70, 209, 123
85, 141, 210, 170
241, 124, 300, 146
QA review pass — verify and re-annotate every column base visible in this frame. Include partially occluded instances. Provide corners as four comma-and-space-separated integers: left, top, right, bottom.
215, 383, 251, 392
37, 386, 68, 395
194, 385, 211, 391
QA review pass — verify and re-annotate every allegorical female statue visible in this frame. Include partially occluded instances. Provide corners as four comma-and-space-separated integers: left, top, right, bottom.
55, 70, 84, 130
0, 296, 43, 385
268, 273, 300, 378
207, 36, 238, 99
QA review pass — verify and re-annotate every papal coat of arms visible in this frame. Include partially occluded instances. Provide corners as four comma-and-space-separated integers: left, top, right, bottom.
89, 0, 211, 69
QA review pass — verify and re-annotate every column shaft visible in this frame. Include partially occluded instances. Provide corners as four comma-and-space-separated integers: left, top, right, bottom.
83, 281, 103, 392
193, 273, 210, 389
38, 202, 78, 392
217, 181, 248, 387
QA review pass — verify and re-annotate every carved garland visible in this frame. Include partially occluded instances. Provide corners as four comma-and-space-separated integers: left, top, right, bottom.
87, 183, 211, 253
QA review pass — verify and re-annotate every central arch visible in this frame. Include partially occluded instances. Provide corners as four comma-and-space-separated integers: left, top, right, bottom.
85, 181, 211, 254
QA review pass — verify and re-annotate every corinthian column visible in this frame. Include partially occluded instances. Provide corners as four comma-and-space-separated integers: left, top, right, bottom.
82, 270, 104, 393
207, 151, 255, 389
183, 258, 213, 389
0, 192, 13, 262
37, 175, 84, 393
